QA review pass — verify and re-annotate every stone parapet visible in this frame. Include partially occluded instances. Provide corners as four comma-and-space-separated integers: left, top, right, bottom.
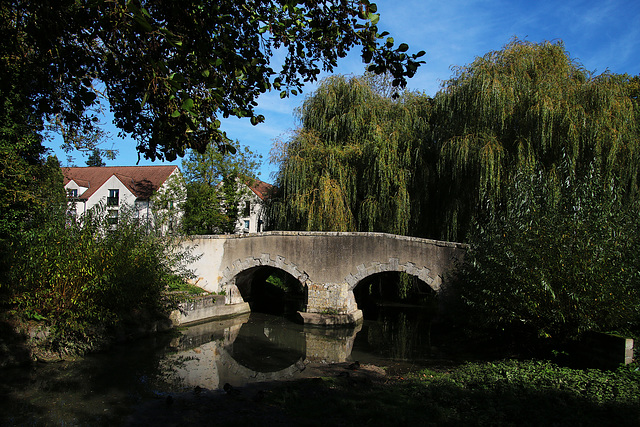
191, 230, 468, 250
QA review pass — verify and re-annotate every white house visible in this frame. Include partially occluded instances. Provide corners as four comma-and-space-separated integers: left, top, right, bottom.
234, 178, 273, 234
62, 165, 184, 232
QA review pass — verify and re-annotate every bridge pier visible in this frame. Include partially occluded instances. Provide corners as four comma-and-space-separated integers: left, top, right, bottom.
297, 282, 363, 327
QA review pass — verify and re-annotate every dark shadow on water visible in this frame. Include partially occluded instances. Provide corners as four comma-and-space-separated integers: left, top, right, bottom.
0, 330, 178, 426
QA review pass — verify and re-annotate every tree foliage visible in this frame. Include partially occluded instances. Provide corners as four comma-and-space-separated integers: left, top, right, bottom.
8, 205, 195, 350
150, 171, 187, 234
181, 140, 262, 234
451, 163, 640, 339
434, 41, 640, 337
0, 147, 66, 291
268, 40, 640, 338
432, 39, 639, 240
268, 75, 432, 235
271, 40, 639, 242
1, 0, 424, 161
85, 149, 106, 167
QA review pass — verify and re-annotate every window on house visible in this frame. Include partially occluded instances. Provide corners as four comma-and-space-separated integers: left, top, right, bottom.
244, 201, 250, 217
68, 189, 78, 198
108, 209, 118, 225
107, 189, 119, 206
244, 220, 250, 230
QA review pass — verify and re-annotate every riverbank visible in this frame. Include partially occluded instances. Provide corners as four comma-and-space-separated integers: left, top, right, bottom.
2, 308, 639, 426
0, 310, 174, 368
123, 359, 640, 426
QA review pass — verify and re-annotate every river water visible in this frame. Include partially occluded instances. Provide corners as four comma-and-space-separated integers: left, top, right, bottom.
0, 308, 456, 425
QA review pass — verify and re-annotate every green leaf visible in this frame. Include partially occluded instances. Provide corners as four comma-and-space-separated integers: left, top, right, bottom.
133, 15, 153, 32
181, 98, 194, 112
398, 43, 409, 52
222, 144, 237, 155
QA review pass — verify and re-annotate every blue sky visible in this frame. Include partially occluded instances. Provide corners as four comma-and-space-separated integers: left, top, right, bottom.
47, 0, 640, 181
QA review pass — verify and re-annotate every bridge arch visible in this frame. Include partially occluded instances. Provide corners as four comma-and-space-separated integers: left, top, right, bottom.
220, 254, 310, 307
343, 258, 440, 293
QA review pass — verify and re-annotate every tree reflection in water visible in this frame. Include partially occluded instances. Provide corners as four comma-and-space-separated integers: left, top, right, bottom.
353, 272, 439, 363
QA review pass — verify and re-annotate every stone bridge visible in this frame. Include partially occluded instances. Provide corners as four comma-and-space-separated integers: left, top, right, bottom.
185, 231, 466, 326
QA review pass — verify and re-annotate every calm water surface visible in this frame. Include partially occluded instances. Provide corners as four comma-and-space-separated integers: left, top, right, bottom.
0, 309, 455, 425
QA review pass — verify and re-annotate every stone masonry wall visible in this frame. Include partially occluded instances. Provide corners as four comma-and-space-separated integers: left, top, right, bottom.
306, 283, 357, 314
185, 232, 467, 319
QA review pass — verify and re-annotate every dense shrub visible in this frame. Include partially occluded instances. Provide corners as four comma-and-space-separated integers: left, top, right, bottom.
8, 205, 195, 348
449, 164, 640, 340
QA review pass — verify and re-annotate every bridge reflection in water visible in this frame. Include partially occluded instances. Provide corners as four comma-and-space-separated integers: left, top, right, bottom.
159, 313, 362, 390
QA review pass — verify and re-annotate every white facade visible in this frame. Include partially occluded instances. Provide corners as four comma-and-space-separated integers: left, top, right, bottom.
63, 166, 184, 233
235, 186, 267, 234
65, 175, 137, 219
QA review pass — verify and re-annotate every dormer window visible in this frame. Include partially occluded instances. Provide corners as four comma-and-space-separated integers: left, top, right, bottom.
68, 189, 78, 198
107, 189, 119, 206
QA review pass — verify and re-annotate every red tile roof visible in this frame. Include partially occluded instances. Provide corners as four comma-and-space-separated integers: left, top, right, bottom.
62, 166, 179, 200
246, 178, 274, 200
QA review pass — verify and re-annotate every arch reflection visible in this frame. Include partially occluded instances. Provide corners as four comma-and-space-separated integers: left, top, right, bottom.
159, 312, 360, 390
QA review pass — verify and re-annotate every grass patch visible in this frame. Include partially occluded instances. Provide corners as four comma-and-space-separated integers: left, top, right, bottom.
264, 360, 640, 426
166, 276, 208, 295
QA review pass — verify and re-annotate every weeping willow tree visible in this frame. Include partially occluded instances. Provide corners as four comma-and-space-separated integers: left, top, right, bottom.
268, 75, 433, 236
432, 39, 640, 240
435, 39, 640, 338
270, 40, 639, 242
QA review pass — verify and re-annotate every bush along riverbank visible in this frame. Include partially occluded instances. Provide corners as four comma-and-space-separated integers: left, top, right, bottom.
0, 204, 202, 368
0, 287, 210, 367
0, 307, 175, 367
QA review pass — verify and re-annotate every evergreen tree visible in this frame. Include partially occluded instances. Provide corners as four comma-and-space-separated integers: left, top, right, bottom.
85, 149, 106, 167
